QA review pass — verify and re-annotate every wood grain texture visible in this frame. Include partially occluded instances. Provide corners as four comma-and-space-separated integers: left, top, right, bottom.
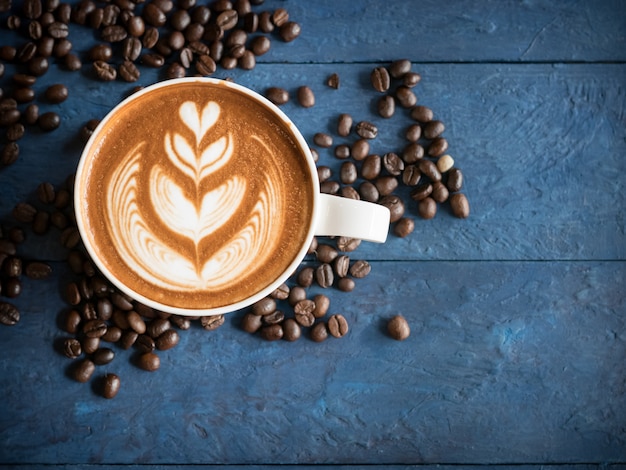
0, 0, 625, 467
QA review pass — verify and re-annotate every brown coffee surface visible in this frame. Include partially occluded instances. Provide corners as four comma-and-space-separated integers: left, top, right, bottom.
78, 80, 314, 310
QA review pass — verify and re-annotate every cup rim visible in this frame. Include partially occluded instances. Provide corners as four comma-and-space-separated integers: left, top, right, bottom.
74, 77, 319, 316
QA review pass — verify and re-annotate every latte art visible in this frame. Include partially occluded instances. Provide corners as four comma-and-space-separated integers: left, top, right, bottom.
77, 80, 314, 311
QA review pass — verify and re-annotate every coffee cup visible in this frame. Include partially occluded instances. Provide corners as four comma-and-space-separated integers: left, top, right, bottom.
74, 77, 390, 316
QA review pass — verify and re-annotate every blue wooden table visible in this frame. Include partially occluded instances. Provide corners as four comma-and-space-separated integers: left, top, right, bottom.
1, 0, 625, 468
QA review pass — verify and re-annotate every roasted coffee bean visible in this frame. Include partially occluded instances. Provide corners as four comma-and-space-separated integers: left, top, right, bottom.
32, 210, 50, 234
191, 5, 210, 24
279, 21, 301, 42
0, 109, 21, 128
403, 72, 421, 87
3, 277, 21, 298
101, 325, 122, 343
337, 113, 352, 136
388, 315, 410, 340
89, 44, 113, 62
119, 330, 138, 350
402, 143, 424, 164
447, 168, 464, 192
142, 27, 159, 48
221, 55, 237, 70
411, 105, 433, 123
313, 132, 332, 148
7, 14, 21, 29
65, 282, 81, 305
294, 311, 315, 328
418, 197, 437, 219
146, 318, 171, 338
241, 312, 262, 333
23, 104, 39, 125
101, 24, 126, 42
2, 257, 22, 277
185, 23, 204, 43
0, 46, 17, 61
361, 154, 381, 180
167, 30, 186, 50
170, 315, 191, 330
80, 119, 100, 142
297, 85, 315, 108
316, 263, 334, 288
450, 193, 470, 218
250, 35, 270, 56
311, 294, 330, 319
262, 310, 284, 325
141, 53, 165, 68
296, 266, 314, 287
62, 309, 81, 334
137, 352, 160, 371
64, 53, 81, 71
101, 373, 120, 399
355, 121, 378, 139
370, 66, 390, 92
418, 159, 442, 182
431, 181, 449, 203
0, 301, 20, 326
13, 74, 37, 87
119, 60, 140, 82
423, 120, 445, 140
383, 152, 404, 176
14, 87, 35, 103
358, 181, 379, 203
83, 319, 107, 338
315, 243, 337, 263
143, 3, 166, 26
405, 124, 422, 142
317, 166, 332, 182
265, 87, 288, 105
437, 154, 455, 173
166, 62, 186, 78
252, 297, 276, 316
258, 10, 274, 32
24, 0, 43, 19
135, 334, 155, 353
126, 15, 145, 36
349, 260, 371, 279
216, 9, 238, 29
0, 238, 17, 254
389, 59, 411, 78
1, 142, 19, 166
12, 202, 37, 223
92, 347, 115, 365
320, 180, 340, 195
60, 227, 80, 248
288, 286, 307, 306
200, 314, 224, 331
378, 95, 395, 118
428, 137, 448, 157
375, 176, 398, 196
410, 183, 433, 201
309, 148, 319, 163
328, 314, 348, 338
126, 310, 146, 334
238, 50, 256, 70
71, 359, 95, 382
334, 144, 351, 160
282, 318, 301, 341
271, 7, 289, 26
326, 72, 340, 89
93, 61, 116, 81
63, 338, 82, 359
310, 322, 328, 342
170, 9, 191, 30
122, 37, 142, 61
271, 283, 290, 300
242, 10, 257, 31
339, 161, 358, 184
24, 261, 52, 279
36, 182, 55, 204
380, 195, 405, 223
333, 254, 350, 278
260, 323, 283, 341
351, 139, 369, 161
178, 47, 193, 68
395, 86, 417, 108
393, 217, 415, 238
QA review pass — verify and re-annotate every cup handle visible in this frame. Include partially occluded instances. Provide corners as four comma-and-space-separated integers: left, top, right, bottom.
314, 194, 390, 243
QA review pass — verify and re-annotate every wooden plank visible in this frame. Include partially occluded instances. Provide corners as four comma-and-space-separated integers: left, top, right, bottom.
1, 260, 624, 464
2, 63, 625, 263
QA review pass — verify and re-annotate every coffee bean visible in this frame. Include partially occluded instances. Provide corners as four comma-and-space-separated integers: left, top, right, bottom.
410, 105, 433, 123
405, 124, 422, 142
0, 301, 20, 326
1, 142, 19, 166
382, 152, 404, 176
393, 217, 415, 238
361, 154, 381, 180
338, 160, 358, 184
450, 193, 470, 218
370, 66, 390, 92
375, 176, 398, 196
328, 314, 348, 338
60, 227, 80, 248
404, 72, 421, 87
418, 197, 437, 219
135, 334, 155, 353
241, 312, 262, 333
428, 137, 448, 157
423, 120, 445, 140
294, 309, 315, 328
288, 286, 307, 306
310, 322, 328, 342
201, 314, 224, 331
93, 61, 116, 81
326, 72, 340, 89
14, 87, 35, 103
437, 154, 455, 173
62, 309, 81, 334
3, 257, 22, 277
431, 181, 449, 203
260, 323, 283, 341
24, 0, 43, 19
119, 330, 138, 350
333, 254, 350, 278
395, 86, 417, 108
279, 21, 301, 42
320, 181, 339, 195
334, 144, 350, 160
143, 3, 166, 26
294, 299, 315, 317
316, 263, 334, 288
355, 121, 378, 139
313, 132, 332, 148
92, 347, 115, 365
358, 181, 379, 203
380, 195, 405, 223
378, 95, 395, 118
410, 183, 433, 201
216, 9, 238, 29
242, 11, 258, 32
270, 283, 290, 300
258, 10, 274, 33
24, 261, 52, 279
119, 60, 140, 82
297, 86, 315, 108
141, 53, 165, 68
337, 113, 352, 136
169, 315, 190, 330
166, 61, 186, 79
349, 260, 371, 279
63, 338, 82, 359
265, 87, 289, 105
101, 325, 122, 343
137, 352, 160, 371
64, 53, 81, 71
282, 318, 301, 342
388, 315, 410, 340
389, 59, 411, 78
101, 373, 120, 399
296, 266, 314, 287
126, 310, 146, 334
142, 27, 159, 48
12, 202, 36, 223
418, 159, 442, 182
83, 319, 107, 338
122, 37, 142, 62
23, 104, 39, 124
146, 318, 171, 338
32, 210, 50, 234
0, 109, 21, 128
71, 359, 95, 382
317, 166, 331, 182
3, 277, 22, 298
250, 35, 270, 56
447, 168, 464, 192
351, 139, 369, 161
402, 143, 424, 164
101, 24, 126, 42
252, 297, 276, 316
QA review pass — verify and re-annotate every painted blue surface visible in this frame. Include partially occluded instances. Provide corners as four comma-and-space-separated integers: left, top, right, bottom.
0, 0, 625, 467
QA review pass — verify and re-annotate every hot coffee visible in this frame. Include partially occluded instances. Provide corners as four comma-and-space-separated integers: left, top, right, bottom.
76, 79, 315, 312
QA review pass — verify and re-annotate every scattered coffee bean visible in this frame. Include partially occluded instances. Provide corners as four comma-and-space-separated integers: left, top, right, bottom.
418, 197, 437, 219
297, 85, 315, 108
0, 301, 20, 326
260, 323, 283, 341
380, 195, 405, 223
446, 168, 464, 192
282, 318, 301, 341
370, 66, 390, 92
200, 314, 224, 331
101, 373, 120, 399
38, 112, 60, 131
337, 277, 355, 292
351, 139, 370, 161
93, 61, 116, 81
349, 260, 371, 279
337, 113, 353, 136
387, 315, 410, 340
296, 266, 314, 287
418, 159, 442, 182
378, 95, 395, 118
428, 137, 448, 157
328, 314, 348, 338
241, 312, 262, 333
137, 352, 160, 371
279, 21, 301, 42
265, 87, 289, 105
313, 132, 332, 148
262, 310, 284, 325
431, 181, 449, 203
355, 121, 378, 139
155, 329, 179, 350
252, 297, 276, 316
389, 59, 411, 78
437, 154, 455, 173
395, 86, 417, 108
449, 193, 470, 218
393, 217, 415, 238
24, 261, 52, 279
361, 154, 381, 180
63, 338, 82, 359
310, 322, 328, 342
92, 347, 115, 365
326, 73, 340, 89
316, 263, 334, 288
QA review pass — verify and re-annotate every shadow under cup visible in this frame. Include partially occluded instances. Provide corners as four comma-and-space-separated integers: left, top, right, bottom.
74, 78, 318, 316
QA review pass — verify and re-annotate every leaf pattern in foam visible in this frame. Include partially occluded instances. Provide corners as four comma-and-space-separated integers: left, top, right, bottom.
107, 148, 203, 290
165, 130, 233, 182
149, 165, 246, 244
180, 101, 220, 145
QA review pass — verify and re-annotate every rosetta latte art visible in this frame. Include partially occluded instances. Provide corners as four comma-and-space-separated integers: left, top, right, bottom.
106, 100, 281, 292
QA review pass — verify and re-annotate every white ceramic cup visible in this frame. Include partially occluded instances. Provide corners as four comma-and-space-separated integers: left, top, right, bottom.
74, 78, 390, 316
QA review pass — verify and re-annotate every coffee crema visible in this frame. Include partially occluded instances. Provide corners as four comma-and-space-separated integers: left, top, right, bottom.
77, 80, 315, 311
